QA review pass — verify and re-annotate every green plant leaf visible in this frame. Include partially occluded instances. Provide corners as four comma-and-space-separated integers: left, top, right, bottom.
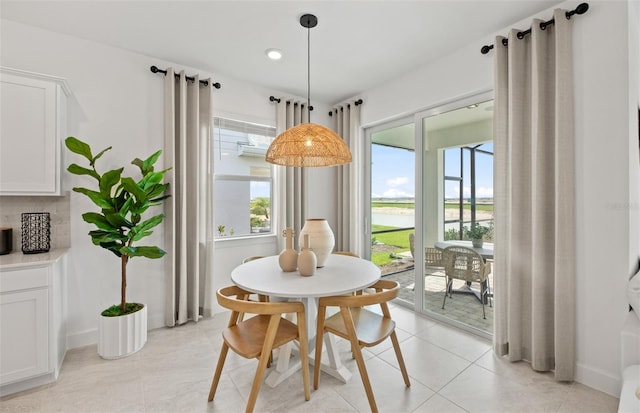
72, 187, 114, 209
65, 137, 93, 160
120, 177, 146, 204
92, 146, 112, 164
67, 163, 100, 180
130, 214, 164, 241
82, 212, 117, 231
104, 212, 130, 229
100, 168, 123, 196
142, 150, 162, 175
121, 245, 166, 259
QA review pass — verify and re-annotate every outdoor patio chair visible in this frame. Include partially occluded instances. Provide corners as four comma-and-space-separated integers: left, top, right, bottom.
441, 245, 492, 319
314, 279, 410, 413
208, 285, 310, 412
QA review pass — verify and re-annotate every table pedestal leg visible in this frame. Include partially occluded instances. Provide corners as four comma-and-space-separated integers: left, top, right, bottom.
264, 297, 352, 387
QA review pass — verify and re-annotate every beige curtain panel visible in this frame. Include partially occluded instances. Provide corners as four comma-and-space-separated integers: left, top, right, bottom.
163, 69, 215, 326
493, 8, 576, 381
331, 101, 362, 253
274, 99, 308, 249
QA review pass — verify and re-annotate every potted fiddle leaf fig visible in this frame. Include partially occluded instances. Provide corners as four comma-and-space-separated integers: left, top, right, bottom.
65, 136, 170, 359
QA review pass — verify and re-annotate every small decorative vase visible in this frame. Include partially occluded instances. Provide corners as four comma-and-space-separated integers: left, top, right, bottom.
298, 234, 317, 276
299, 218, 334, 268
472, 238, 484, 248
278, 228, 298, 272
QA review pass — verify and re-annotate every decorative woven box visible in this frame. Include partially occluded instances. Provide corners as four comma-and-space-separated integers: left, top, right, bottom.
21, 212, 50, 254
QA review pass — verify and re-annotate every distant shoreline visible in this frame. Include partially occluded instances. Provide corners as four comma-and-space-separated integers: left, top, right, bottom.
372, 206, 493, 220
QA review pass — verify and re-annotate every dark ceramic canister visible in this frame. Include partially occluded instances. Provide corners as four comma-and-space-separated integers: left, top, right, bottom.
0, 227, 12, 255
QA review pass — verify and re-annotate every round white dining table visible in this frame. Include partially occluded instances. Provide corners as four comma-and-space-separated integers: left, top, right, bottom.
231, 254, 380, 298
230, 253, 381, 387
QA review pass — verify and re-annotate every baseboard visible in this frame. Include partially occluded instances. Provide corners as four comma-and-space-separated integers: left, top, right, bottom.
0, 372, 55, 397
147, 313, 165, 330
575, 362, 621, 397
66, 328, 97, 350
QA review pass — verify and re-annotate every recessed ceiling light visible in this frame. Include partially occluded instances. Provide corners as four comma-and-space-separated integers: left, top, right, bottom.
266, 49, 282, 60
466, 104, 479, 109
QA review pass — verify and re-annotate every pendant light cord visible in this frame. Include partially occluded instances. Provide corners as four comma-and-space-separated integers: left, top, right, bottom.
307, 22, 311, 123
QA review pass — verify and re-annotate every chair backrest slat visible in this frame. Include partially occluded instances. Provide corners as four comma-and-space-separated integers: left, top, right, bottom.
217, 285, 304, 315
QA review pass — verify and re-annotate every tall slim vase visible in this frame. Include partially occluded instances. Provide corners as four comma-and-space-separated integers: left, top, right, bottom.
298, 234, 316, 276
299, 218, 334, 267
278, 228, 298, 272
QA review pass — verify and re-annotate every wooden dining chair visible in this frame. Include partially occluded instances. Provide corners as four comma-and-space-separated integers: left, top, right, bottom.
208, 285, 310, 413
441, 245, 492, 319
313, 279, 410, 413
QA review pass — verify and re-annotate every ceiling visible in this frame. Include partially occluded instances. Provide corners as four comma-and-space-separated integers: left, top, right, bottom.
1, 0, 565, 105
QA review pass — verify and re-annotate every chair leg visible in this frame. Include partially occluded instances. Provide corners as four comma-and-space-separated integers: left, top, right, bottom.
208, 342, 229, 401
389, 331, 410, 387
245, 350, 272, 413
245, 317, 281, 413
296, 309, 311, 401
442, 278, 451, 310
340, 307, 379, 413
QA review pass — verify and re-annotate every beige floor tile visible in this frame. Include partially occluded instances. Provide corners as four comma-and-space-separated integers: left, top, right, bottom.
440, 364, 567, 412
378, 336, 471, 392
325, 356, 434, 412
416, 323, 492, 363
558, 382, 619, 413
387, 305, 437, 335
413, 393, 468, 412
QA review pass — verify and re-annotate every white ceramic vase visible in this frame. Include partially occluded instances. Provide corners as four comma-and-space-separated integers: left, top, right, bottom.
298, 234, 317, 276
278, 228, 298, 272
299, 218, 334, 267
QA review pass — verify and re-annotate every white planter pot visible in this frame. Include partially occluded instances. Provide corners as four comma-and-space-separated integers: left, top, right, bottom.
299, 218, 335, 268
98, 304, 147, 359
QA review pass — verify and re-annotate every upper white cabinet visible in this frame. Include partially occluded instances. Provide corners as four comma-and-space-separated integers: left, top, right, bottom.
0, 67, 71, 196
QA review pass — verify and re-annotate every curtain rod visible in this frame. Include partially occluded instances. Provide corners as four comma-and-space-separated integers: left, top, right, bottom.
480, 2, 589, 54
329, 99, 363, 116
269, 95, 314, 111
150, 65, 221, 89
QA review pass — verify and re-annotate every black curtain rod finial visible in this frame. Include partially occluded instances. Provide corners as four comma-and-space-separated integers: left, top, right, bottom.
480, 44, 494, 54
269, 96, 281, 103
567, 2, 589, 19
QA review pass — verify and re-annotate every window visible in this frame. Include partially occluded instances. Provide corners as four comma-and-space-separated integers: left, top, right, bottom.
213, 117, 275, 238
443, 143, 494, 240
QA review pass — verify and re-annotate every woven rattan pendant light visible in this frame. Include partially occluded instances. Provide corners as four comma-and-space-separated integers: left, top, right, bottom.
265, 14, 352, 167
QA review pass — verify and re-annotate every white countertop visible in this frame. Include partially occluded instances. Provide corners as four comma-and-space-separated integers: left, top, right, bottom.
0, 248, 68, 269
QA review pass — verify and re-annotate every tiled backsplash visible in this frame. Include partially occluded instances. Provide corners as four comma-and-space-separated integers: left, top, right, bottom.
0, 192, 71, 252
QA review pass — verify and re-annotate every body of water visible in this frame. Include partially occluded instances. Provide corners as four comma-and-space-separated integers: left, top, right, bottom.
372, 213, 414, 228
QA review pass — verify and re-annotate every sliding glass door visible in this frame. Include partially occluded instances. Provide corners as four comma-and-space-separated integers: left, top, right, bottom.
365, 93, 495, 338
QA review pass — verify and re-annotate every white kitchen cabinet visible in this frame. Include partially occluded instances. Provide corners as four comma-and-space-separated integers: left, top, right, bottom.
0, 250, 67, 396
0, 67, 71, 196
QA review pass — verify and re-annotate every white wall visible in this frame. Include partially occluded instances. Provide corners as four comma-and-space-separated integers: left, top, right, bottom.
629, 0, 640, 272
0, 18, 336, 346
356, 0, 638, 397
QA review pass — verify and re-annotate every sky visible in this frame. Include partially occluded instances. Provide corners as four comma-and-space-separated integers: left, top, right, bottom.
371, 143, 494, 200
